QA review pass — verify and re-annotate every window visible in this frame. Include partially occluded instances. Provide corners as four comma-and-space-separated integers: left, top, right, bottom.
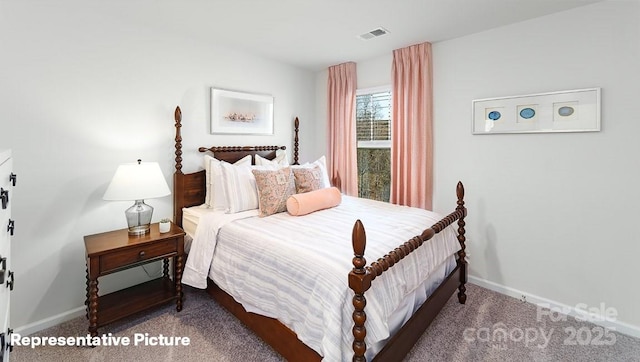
356, 86, 391, 202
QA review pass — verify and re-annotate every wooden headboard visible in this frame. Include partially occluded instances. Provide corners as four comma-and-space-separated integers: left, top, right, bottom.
172, 106, 300, 226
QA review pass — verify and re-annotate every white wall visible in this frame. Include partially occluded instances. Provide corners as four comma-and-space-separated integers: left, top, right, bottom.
433, 0, 640, 330
0, 2, 315, 330
316, 1, 640, 332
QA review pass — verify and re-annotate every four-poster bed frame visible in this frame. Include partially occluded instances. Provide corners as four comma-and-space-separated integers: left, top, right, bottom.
171, 106, 468, 361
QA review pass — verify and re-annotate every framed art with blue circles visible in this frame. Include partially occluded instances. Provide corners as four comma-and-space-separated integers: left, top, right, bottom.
471, 88, 600, 134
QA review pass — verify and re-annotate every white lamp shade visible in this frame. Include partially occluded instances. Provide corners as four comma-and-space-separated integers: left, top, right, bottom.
103, 161, 171, 201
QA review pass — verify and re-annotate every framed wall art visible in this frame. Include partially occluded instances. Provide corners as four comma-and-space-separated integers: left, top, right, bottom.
211, 88, 274, 135
472, 88, 601, 134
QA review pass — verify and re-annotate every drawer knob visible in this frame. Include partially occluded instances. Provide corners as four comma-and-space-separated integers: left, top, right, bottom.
7, 328, 13, 352
0, 256, 5, 284
6, 271, 13, 291
7, 220, 14, 236
0, 332, 4, 359
0, 188, 7, 209
138, 251, 145, 259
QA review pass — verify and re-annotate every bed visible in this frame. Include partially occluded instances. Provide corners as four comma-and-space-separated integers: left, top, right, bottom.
171, 106, 468, 361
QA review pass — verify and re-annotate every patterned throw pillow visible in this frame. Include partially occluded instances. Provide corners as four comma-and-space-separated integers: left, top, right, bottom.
252, 167, 296, 217
292, 165, 323, 193
291, 156, 331, 189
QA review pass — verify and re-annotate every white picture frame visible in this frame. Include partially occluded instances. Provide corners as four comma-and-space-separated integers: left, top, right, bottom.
210, 88, 274, 135
472, 88, 601, 134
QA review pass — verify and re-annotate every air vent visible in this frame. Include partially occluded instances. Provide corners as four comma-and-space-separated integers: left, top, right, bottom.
358, 27, 389, 41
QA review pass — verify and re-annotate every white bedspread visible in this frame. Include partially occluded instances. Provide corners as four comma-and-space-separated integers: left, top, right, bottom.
184, 196, 460, 361
182, 208, 258, 288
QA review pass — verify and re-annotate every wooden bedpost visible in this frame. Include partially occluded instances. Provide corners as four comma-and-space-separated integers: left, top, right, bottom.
173, 106, 184, 226
333, 172, 343, 191
174, 106, 183, 174
456, 181, 468, 304
293, 117, 299, 165
349, 220, 371, 362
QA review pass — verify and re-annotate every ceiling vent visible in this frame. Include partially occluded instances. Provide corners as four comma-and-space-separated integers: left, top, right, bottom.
358, 27, 389, 40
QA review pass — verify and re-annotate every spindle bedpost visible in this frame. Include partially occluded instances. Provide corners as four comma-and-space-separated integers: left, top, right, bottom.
173, 106, 184, 225
293, 117, 300, 165
456, 181, 467, 304
349, 220, 371, 362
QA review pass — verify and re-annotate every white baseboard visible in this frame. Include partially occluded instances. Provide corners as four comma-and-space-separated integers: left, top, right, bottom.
468, 276, 640, 339
14, 306, 86, 336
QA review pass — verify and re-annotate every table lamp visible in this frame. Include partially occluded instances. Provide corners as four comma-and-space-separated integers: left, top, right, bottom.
103, 159, 171, 236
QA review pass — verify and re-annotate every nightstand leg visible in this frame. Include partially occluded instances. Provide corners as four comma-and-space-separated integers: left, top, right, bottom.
85, 265, 90, 319
88, 278, 99, 337
163, 258, 169, 279
175, 255, 183, 312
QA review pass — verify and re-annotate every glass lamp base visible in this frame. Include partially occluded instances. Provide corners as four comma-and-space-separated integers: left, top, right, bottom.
128, 224, 150, 236
125, 200, 153, 236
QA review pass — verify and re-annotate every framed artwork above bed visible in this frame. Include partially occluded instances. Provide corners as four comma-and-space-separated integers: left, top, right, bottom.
210, 88, 274, 135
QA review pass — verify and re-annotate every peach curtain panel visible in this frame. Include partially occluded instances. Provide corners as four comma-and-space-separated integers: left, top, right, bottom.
327, 62, 358, 196
390, 42, 433, 210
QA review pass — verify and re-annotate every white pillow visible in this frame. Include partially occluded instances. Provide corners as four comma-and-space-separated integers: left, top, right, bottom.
220, 161, 260, 213
203, 154, 215, 207
313, 156, 331, 188
204, 155, 251, 209
292, 155, 331, 189
255, 150, 289, 167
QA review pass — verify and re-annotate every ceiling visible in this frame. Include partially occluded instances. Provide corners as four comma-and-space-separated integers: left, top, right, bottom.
126, 0, 602, 71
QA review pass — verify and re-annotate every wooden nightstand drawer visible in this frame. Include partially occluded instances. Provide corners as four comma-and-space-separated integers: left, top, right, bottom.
100, 239, 176, 273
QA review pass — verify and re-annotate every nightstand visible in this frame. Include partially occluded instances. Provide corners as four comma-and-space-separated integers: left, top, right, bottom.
84, 223, 185, 336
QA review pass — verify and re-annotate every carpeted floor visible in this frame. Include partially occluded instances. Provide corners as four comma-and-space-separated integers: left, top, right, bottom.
11, 284, 640, 361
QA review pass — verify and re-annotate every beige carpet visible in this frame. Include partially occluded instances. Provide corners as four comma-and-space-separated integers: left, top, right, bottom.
11, 284, 640, 361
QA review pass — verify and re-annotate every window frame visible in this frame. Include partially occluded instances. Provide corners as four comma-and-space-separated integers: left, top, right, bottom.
356, 85, 392, 149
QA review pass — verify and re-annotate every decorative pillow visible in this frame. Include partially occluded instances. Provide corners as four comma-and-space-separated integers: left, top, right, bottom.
220, 161, 259, 213
286, 187, 342, 216
255, 151, 289, 167
252, 167, 296, 217
292, 156, 331, 189
292, 165, 322, 193
205, 155, 251, 210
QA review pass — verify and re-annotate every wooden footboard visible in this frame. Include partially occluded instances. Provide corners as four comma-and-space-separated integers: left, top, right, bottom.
350, 182, 467, 361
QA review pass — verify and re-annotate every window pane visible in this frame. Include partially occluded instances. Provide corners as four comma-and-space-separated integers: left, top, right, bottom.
356, 88, 391, 202
356, 91, 391, 142
357, 148, 390, 202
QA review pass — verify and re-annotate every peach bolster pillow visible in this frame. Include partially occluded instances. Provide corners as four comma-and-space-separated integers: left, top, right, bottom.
286, 187, 342, 216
